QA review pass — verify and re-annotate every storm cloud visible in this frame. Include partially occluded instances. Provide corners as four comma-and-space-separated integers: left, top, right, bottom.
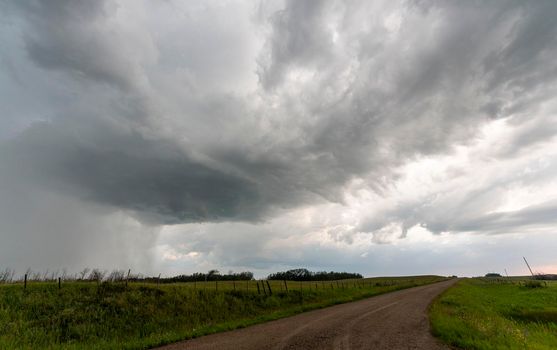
1, 0, 557, 275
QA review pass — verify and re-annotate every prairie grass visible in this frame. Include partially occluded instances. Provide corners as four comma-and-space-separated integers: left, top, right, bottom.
0, 275, 446, 349
430, 278, 557, 350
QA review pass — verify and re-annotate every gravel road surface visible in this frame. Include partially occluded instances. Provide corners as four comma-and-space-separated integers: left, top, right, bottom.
156, 279, 457, 350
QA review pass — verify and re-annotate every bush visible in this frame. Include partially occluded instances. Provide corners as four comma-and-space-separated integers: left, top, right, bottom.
522, 280, 545, 289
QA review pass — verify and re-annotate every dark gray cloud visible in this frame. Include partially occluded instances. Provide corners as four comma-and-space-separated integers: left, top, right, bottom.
4, 0, 557, 224
10, 0, 154, 92
258, 0, 333, 88
438, 200, 557, 234
1, 0, 557, 274
1, 120, 264, 224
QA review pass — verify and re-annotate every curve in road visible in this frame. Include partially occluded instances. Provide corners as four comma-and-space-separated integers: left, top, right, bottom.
156, 279, 457, 350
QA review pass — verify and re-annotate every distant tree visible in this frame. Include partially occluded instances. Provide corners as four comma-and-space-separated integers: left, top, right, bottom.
268, 269, 363, 281
147, 270, 254, 283
88, 269, 106, 282
206, 269, 220, 281
534, 273, 557, 280
485, 273, 502, 278
79, 268, 91, 280
106, 270, 126, 282
0, 268, 15, 283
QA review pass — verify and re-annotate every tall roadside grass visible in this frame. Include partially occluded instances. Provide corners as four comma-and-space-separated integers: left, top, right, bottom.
0, 275, 447, 349
430, 278, 557, 350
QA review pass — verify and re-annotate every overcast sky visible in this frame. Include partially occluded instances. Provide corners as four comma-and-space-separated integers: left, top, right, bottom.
1, 0, 557, 278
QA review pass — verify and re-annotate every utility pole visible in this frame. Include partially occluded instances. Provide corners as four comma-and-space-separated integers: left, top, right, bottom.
523, 257, 534, 277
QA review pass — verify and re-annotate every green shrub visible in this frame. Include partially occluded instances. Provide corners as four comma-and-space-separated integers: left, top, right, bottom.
522, 280, 546, 289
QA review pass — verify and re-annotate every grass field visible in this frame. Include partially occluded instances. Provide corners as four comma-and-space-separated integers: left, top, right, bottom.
0, 275, 447, 349
430, 278, 557, 350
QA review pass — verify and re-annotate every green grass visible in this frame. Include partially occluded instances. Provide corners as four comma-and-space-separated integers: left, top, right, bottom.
0, 275, 446, 349
430, 278, 557, 350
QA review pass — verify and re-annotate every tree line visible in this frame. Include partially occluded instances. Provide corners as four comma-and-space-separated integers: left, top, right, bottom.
145, 270, 254, 283
1, 267, 364, 283
267, 268, 363, 281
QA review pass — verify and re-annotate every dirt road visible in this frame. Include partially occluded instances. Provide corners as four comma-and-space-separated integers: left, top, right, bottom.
156, 279, 457, 350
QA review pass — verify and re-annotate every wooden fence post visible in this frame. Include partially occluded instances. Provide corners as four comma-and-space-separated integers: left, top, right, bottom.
283, 280, 288, 293
266, 280, 273, 295
58, 277, 61, 290
256, 281, 261, 294
24, 274, 27, 290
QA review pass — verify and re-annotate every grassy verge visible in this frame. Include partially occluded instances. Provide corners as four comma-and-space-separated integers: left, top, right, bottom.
0, 275, 446, 349
430, 278, 557, 349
